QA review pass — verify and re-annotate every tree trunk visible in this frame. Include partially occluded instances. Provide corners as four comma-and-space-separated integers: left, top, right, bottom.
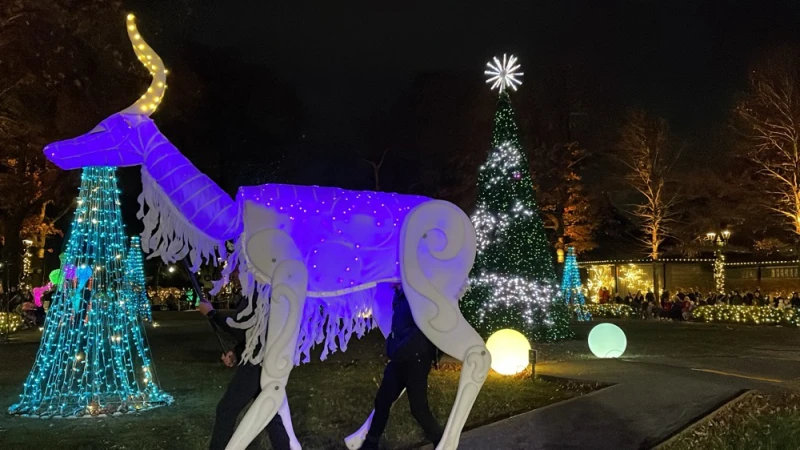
372, 164, 380, 191
652, 261, 660, 295
1, 215, 25, 292
34, 201, 49, 259
35, 210, 49, 286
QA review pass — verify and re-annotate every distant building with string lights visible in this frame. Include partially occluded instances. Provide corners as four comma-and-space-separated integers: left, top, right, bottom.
578, 257, 800, 300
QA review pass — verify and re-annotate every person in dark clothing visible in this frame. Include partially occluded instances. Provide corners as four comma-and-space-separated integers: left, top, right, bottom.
791, 293, 800, 309
36, 290, 52, 325
670, 301, 683, 321
360, 285, 443, 450
198, 297, 291, 450
6, 287, 23, 312
632, 294, 642, 316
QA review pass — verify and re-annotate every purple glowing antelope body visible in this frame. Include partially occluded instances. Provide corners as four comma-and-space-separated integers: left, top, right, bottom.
45, 15, 491, 450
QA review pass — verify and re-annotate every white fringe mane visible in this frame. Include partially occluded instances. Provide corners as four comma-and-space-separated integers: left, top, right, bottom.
138, 169, 225, 271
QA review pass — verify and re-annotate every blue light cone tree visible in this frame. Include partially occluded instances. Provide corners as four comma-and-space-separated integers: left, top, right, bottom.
126, 236, 153, 323
462, 73, 573, 341
9, 167, 171, 417
561, 247, 590, 321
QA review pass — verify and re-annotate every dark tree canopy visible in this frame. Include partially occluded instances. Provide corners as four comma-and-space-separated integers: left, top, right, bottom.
0, 0, 141, 289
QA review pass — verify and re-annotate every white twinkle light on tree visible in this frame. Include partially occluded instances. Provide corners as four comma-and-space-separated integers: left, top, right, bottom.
486, 329, 531, 375
484, 54, 523, 93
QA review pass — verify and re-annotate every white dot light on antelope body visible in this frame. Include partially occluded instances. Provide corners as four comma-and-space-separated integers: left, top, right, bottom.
588, 323, 627, 358
486, 329, 530, 375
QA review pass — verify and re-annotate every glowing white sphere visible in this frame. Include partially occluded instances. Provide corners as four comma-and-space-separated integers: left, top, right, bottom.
588, 323, 627, 358
486, 329, 531, 375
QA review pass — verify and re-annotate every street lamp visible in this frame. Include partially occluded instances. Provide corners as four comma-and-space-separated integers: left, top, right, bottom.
705, 230, 731, 247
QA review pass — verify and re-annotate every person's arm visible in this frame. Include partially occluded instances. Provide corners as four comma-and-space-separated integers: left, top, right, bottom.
197, 300, 234, 334
206, 307, 233, 335
387, 292, 433, 362
197, 300, 246, 365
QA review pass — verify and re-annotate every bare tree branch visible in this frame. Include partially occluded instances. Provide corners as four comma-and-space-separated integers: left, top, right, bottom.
736, 47, 800, 237
360, 148, 389, 191
615, 110, 681, 259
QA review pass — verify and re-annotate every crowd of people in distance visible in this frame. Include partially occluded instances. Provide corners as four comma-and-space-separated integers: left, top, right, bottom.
595, 286, 800, 321
0, 286, 47, 329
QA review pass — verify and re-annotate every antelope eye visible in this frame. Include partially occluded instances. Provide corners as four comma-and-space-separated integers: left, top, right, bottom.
89, 124, 106, 134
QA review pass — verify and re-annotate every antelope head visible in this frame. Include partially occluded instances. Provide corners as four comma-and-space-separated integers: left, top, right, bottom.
45, 14, 167, 170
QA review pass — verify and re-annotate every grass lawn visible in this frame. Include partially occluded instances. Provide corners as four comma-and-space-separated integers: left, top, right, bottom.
0, 312, 596, 450
664, 392, 800, 450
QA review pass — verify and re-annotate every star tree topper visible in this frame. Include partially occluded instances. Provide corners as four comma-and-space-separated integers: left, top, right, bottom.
484, 54, 523, 93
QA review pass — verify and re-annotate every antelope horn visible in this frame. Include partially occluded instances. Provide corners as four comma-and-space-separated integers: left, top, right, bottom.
120, 13, 168, 116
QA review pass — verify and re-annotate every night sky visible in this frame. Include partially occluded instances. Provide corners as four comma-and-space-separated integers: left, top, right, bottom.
113, 0, 800, 220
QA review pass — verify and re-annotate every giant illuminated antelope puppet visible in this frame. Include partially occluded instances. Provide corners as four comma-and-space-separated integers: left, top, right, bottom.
45, 15, 491, 450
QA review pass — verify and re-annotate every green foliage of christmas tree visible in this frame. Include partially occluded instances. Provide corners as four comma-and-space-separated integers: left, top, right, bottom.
126, 236, 153, 323
9, 167, 171, 417
476, 93, 556, 281
463, 59, 573, 341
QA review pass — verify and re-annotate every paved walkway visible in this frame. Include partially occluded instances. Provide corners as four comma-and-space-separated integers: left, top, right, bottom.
457, 358, 787, 450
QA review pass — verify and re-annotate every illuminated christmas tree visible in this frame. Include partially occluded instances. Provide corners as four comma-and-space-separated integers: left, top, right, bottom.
561, 247, 590, 321
126, 236, 152, 323
463, 55, 573, 341
9, 167, 171, 417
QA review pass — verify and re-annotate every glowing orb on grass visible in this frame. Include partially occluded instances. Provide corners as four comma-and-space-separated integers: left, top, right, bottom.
588, 323, 627, 358
486, 329, 531, 375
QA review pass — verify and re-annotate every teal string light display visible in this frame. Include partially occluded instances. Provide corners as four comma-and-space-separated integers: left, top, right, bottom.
186, 289, 198, 307
462, 55, 573, 342
9, 167, 172, 418
126, 236, 152, 323
561, 247, 591, 321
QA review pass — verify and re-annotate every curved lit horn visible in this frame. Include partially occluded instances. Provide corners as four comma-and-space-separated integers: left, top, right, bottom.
120, 13, 168, 115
